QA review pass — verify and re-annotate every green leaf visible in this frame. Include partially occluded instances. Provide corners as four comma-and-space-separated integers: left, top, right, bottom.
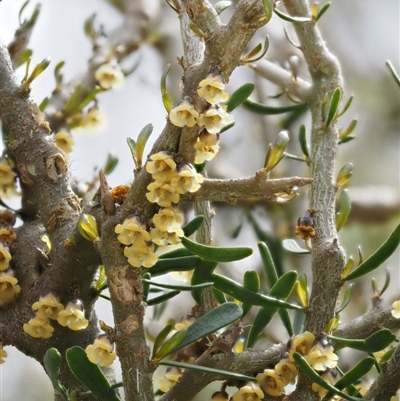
157, 303, 243, 359
158, 360, 257, 382
142, 272, 151, 301
258, 242, 278, 287
336, 163, 354, 188
261, 0, 273, 24
152, 324, 173, 360
242, 270, 260, 317
190, 260, 219, 303
143, 279, 213, 292
293, 309, 305, 334
336, 189, 351, 231
247, 271, 297, 347
158, 248, 193, 259
153, 328, 188, 362
337, 95, 354, 118
78, 213, 99, 242
147, 290, 181, 306
243, 98, 307, 115
323, 357, 374, 401
339, 119, 358, 140
181, 236, 253, 262
243, 36, 270, 64
264, 130, 289, 172
295, 272, 308, 308
282, 239, 310, 254
44, 348, 62, 389
226, 83, 255, 112
136, 123, 153, 168
315, 2, 331, 22
65, 346, 121, 401
385, 60, 400, 88
39, 97, 49, 112
293, 352, 362, 401
328, 329, 396, 352
160, 63, 170, 94
17, 48, 33, 68
343, 223, 400, 281
77, 88, 101, 111
214, 1, 231, 15
325, 87, 342, 126
339, 135, 356, 145
64, 85, 84, 115
274, 8, 311, 24
182, 215, 204, 237
126, 137, 137, 166
211, 273, 302, 310
162, 92, 173, 113
149, 255, 201, 277
25, 57, 51, 86
103, 153, 119, 175
298, 124, 309, 158
335, 283, 353, 314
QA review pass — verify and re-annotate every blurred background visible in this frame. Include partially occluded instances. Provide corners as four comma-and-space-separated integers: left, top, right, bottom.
1, 0, 399, 400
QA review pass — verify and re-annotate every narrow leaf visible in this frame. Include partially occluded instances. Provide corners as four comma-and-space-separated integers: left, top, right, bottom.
335, 283, 353, 314
211, 273, 302, 310
243, 98, 307, 115
337, 95, 354, 118
325, 87, 342, 126
258, 242, 278, 288
282, 239, 310, 254
339, 119, 358, 140
150, 255, 201, 277
328, 329, 396, 352
162, 92, 173, 113
159, 303, 243, 359
214, 1, 232, 15
274, 8, 311, 24
160, 63, 170, 94
126, 137, 137, 166
136, 123, 153, 168
385, 60, 400, 88
143, 279, 213, 292
295, 272, 308, 308
181, 236, 253, 262
247, 271, 297, 348
315, 2, 331, 22
336, 189, 351, 231
66, 346, 120, 401
44, 348, 62, 387
226, 83, 255, 112
242, 270, 261, 317
78, 213, 99, 242
103, 153, 119, 175
298, 124, 309, 158
336, 163, 354, 188
152, 324, 173, 360
39, 97, 49, 112
264, 130, 289, 172
154, 329, 188, 361
343, 223, 400, 281
158, 360, 257, 382
182, 215, 204, 237
159, 248, 193, 259
147, 290, 180, 306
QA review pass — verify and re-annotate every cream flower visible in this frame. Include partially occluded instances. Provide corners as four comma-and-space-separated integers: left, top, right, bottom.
150, 228, 181, 246
0, 158, 17, 198
391, 300, 400, 319
54, 129, 74, 154
169, 270, 194, 283
0, 270, 21, 307
115, 215, 151, 246
306, 342, 338, 371
232, 382, 264, 401
311, 370, 339, 398
169, 99, 199, 128
152, 207, 184, 234
194, 131, 220, 164
0, 227, 17, 245
32, 293, 64, 320
157, 366, 182, 392
198, 105, 234, 134
390, 390, 400, 401
0, 343, 7, 364
275, 358, 298, 386
175, 313, 196, 331
94, 62, 124, 90
0, 244, 11, 271
257, 368, 284, 396
57, 300, 89, 330
197, 73, 229, 105
86, 335, 117, 367
80, 107, 105, 130
146, 181, 180, 207
23, 316, 54, 339
124, 242, 158, 268
146, 152, 177, 182
171, 163, 204, 194
288, 331, 315, 361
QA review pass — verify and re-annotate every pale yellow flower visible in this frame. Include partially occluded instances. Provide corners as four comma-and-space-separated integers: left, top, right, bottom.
391, 300, 400, 319
171, 163, 204, 194
232, 382, 264, 401
0, 227, 17, 245
0, 244, 11, 271
390, 389, 400, 401
146, 181, 180, 207
32, 293, 64, 320
80, 107, 105, 130
169, 99, 199, 128
23, 315, 54, 339
57, 300, 89, 330
146, 152, 177, 182
115, 215, 151, 246
275, 358, 298, 386
311, 370, 339, 398
169, 270, 194, 283
0, 343, 7, 364
54, 129, 74, 154
174, 313, 196, 331
152, 206, 184, 234
0, 158, 17, 198
288, 331, 315, 361
150, 228, 181, 246
0, 270, 21, 307
194, 131, 220, 164
124, 242, 158, 268
197, 73, 229, 105
94, 62, 124, 90
157, 366, 182, 392
257, 368, 284, 396
306, 342, 338, 371
86, 335, 117, 367
198, 105, 234, 134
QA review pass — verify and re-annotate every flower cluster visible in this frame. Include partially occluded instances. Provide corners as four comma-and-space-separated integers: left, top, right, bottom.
86, 334, 117, 367
0, 213, 19, 308
150, 206, 184, 246
23, 294, 88, 339
0, 158, 18, 198
169, 72, 234, 165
